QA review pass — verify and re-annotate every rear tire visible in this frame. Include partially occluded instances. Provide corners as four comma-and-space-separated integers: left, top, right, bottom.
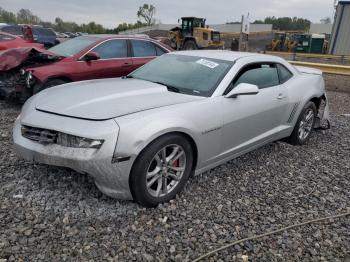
33, 79, 68, 94
287, 101, 316, 145
130, 134, 194, 207
182, 40, 198, 50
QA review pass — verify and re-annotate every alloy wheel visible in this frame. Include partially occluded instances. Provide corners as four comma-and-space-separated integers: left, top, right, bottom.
298, 108, 314, 141
146, 144, 186, 198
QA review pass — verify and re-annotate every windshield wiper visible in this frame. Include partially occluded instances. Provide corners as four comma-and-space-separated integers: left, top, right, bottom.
154, 81, 181, 93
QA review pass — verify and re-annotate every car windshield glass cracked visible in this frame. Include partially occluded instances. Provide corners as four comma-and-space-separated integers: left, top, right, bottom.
130, 54, 233, 97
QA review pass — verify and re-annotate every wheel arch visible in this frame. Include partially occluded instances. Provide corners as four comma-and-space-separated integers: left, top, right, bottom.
310, 94, 326, 111
133, 130, 199, 172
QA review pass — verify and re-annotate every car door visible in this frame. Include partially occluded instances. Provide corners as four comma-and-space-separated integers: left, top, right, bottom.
220, 62, 288, 157
130, 39, 164, 71
74, 39, 132, 81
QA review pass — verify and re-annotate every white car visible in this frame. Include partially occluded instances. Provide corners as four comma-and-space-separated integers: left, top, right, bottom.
13, 51, 330, 207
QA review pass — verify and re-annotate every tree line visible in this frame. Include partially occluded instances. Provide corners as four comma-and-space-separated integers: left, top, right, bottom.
1, 5, 318, 34
0, 6, 151, 34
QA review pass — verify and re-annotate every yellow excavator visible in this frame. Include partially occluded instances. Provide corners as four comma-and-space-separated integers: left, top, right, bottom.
168, 17, 225, 50
269, 32, 298, 52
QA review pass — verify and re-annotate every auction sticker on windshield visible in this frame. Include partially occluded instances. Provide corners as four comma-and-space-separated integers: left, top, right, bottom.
196, 59, 219, 69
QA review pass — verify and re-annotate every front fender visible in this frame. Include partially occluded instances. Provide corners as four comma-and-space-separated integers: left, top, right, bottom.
114, 98, 224, 170
115, 115, 200, 159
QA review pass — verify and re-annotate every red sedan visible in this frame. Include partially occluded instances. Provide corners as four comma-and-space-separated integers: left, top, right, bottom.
24, 34, 173, 94
0, 32, 44, 51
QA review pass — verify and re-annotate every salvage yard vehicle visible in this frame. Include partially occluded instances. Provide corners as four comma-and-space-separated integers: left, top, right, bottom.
13, 50, 330, 207
0, 32, 44, 51
0, 34, 172, 101
0, 24, 58, 47
168, 17, 225, 50
32, 26, 59, 47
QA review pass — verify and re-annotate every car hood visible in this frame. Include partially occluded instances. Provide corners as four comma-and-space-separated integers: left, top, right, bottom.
0, 47, 60, 72
35, 78, 204, 120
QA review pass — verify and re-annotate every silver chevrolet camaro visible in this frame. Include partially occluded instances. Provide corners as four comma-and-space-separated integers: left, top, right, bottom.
13, 50, 330, 207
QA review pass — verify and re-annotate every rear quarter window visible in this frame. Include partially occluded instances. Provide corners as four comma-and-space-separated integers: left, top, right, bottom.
277, 64, 293, 83
131, 40, 157, 57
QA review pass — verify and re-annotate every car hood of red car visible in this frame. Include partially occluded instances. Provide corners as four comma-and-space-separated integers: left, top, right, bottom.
0, 47, 59, 71
34, 78, 203, 120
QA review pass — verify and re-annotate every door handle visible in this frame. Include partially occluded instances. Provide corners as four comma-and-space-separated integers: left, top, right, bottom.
277, 93, 285, 100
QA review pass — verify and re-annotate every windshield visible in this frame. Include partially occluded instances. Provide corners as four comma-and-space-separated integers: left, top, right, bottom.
130, 54, 233, 97
48, 36, 98, 57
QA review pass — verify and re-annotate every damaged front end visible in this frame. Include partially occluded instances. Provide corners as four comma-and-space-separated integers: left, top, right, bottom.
0, 47, 61, 102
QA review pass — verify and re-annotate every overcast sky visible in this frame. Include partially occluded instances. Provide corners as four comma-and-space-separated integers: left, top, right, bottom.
1, 0, 336, 28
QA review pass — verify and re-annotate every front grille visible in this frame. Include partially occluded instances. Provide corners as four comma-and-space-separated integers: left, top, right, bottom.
21, 125, 58, 144
211, 31, 221, 42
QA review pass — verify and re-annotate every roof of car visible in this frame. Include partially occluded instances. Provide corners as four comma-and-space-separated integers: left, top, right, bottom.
86, 34, 151, 40
171, 50, 273, 62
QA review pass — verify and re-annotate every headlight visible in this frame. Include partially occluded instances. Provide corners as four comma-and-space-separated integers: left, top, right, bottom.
26, 71, 34, 87
57, 133, 104, 149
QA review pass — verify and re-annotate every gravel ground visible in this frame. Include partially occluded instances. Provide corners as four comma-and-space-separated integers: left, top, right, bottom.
323, 74, 350, 94
0, 92, 349, 261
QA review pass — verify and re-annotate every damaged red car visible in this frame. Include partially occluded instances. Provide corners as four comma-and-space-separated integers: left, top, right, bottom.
0, 34, 172, 102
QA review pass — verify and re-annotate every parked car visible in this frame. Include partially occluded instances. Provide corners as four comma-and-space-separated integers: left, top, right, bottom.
0, 32, 44, 51
57, 32, 70, 38
22, 35, 172, 95
65, 32, 76, 38
32, 26, 59, 47
13, 51, 330, 207
0, 24, 58, 47
0, 24, 23, 36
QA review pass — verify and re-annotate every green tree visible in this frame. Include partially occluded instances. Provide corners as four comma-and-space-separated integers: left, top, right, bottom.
137, 4, 156, 26
0, 7, 17, 24
264, 16, 310, 31
17, 8, 41, 24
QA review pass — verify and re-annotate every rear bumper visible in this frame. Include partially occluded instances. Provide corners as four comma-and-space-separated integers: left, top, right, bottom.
13, 110, 134, 200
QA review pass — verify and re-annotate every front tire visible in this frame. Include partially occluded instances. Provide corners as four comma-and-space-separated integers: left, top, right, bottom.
287, 101, 316, 145
130, 134, 194, 207
182, 40, 198, 50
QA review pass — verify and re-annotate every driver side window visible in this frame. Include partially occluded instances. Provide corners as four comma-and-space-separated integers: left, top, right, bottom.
225, 63, 279, 95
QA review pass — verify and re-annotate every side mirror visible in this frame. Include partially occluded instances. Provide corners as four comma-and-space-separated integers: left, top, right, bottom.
84, 51, 100, 61
225, 83, 259, 98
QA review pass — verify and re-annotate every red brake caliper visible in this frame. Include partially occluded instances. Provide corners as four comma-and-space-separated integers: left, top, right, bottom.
172, 160, 179, 175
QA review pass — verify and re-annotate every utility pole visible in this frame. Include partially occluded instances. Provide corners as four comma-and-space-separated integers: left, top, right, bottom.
239, 15, 244, 51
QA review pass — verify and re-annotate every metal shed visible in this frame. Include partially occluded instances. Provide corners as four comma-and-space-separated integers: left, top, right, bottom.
329, 0, 350, 55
